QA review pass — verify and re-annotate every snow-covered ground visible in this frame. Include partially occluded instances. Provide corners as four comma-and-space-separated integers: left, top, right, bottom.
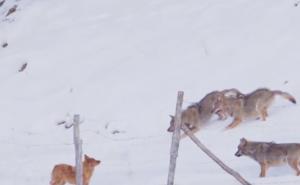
1, 0, 300, 184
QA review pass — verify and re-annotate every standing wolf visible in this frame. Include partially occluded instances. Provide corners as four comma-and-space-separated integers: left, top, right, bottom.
167, 91, 224, 138
214, 88, 296, 129
235, 138, 300, 177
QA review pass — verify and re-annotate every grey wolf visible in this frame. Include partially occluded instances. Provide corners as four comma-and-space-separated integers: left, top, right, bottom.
214, 88, 296, 129
235, 138, 300, 177
167, 91, 224, 138
214, 88, 245, 120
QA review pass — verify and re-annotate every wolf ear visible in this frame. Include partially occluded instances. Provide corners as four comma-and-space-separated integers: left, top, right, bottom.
169, 115, 174, 119
240, 138, 247, 144
84, 154, 89, 160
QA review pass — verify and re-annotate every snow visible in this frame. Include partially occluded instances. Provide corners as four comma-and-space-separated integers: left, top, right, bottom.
0, 0, 300, 184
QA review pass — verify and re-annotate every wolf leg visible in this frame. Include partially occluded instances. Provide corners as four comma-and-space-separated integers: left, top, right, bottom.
259, 163, 268, 177
263, 107, 269, 117
256, 103, 267, 121
255, 101, 266, 121
225, 117, 242, 129
216, 110, 227, 120
288, 159, 300, 176
259, 107, 268, 121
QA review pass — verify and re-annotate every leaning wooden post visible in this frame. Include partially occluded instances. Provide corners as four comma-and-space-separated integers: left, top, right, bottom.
73, 114, 83, 185
167, 91, 184, 185
181, 125, 251, 185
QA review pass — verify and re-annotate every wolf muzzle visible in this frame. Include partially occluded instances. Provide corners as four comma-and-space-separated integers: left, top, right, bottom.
235, 151, 242, 157
167, 126, 174, 132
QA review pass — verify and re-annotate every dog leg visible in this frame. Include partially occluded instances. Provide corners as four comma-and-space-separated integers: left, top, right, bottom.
54, 180, 65, 185
50, 181, 59, 185
50, 179, 60, 185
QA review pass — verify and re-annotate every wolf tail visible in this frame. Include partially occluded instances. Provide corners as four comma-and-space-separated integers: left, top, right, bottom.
273, 90, 297, 104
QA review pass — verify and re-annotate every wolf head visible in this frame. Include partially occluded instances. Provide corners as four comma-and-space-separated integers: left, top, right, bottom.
84, 154, 101, 167
211, 95, 225, 114
235, 138, 252, 157
167, 115, 175, 132
235, 138, 275, 158
212, 88, 244, 114
167, 114, 195, 133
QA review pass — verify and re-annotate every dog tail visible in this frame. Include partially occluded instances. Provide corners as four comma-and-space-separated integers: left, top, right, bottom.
273, 90, 297, 104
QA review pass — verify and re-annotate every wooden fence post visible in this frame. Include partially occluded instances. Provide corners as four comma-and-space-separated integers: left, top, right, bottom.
73, 114, 83, 185
167, 91, 184, 185
181, 124, 251, 185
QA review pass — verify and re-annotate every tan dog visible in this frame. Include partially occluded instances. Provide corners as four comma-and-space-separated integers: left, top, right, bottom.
235, 138, 300, 177
50, 154, 100, 185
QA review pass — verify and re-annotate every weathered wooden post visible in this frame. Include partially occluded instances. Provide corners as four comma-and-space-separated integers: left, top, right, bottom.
73, 114, 83, 185
167, 91, 184, 185
181, 124, 251, 185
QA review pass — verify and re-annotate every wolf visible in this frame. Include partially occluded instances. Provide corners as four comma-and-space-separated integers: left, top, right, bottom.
167, 90, 224, 138
50, 154, 101, 185
214, 88, 245, 120
235, 138, 300, 177
214, 88, 296, 129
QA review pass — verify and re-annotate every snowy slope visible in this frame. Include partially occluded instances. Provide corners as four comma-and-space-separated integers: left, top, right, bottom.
0, 0, 300, 184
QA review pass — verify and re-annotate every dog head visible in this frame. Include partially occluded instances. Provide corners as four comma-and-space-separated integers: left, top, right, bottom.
84, 154, 101, 167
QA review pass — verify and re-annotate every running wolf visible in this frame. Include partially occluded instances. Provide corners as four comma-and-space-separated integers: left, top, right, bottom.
50, 154, 100, 185
214, 88, 296, 129
167, 91, 224, 138
235, 138, 300, 177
